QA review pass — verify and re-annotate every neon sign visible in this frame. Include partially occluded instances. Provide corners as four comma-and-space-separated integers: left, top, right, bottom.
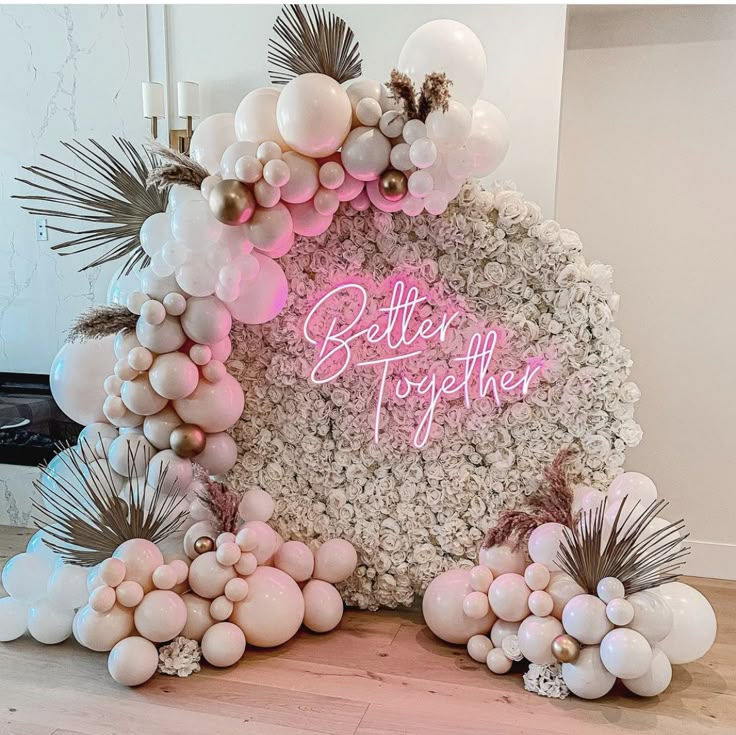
302, 275, 545, 449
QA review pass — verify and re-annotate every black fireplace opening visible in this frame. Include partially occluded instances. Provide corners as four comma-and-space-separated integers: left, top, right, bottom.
0, 373, 81, 466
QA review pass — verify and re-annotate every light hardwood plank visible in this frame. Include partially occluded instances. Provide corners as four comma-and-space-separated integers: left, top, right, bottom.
0, 525, 734, 735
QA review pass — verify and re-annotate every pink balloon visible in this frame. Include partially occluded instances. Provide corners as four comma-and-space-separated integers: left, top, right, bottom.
134, 590, 187, 642
74, 603, 134, 652
201, 621, 246, 667
287, 201, 333, 237
181, 592, 216, 641
173, 373, 244, 433
225, 253, 288, 325
229, 567, 304, 647
488, 573, 531, 622
180, 296, 232, 345
246, 202, 294, 254
113, 539, 165, 593
192, 431, 239, 475
274, 541, 314, 582
313, 539, 357, 584
188, 551, 236, 600
49, 334, 116, 424
302, 579, 344, 633
423, 569, 495, 645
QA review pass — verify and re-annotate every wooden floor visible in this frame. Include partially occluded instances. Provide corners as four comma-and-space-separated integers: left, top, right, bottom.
0, 525, 733, 735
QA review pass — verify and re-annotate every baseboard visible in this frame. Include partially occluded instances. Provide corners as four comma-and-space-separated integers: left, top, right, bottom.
682, 540, 736, 580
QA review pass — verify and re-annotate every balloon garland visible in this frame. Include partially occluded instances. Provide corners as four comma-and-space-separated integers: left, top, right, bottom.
1, 5, 716, 703
423, 459, 717, 700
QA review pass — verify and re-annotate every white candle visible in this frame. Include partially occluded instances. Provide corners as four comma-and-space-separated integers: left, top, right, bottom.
142, 82, 165, 119
177, 81, 199, 118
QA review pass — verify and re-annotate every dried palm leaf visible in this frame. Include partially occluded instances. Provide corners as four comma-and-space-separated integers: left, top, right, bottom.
268, 5, 362, 85
13, 137, 167, 274
556, 497, 690, 595
147, 140, 209, 191
32, 439, 188, 566
67, 304, 137, 343
483, 447, 578, 550
193, 464, 243, 534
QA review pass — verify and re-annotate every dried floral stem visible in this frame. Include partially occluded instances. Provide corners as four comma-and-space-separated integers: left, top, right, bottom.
67, 304, 137, 343
387, 69, 418, 120
417, 73, 452, 121
268, 5, 362, 85
483, 447, 578, 550
146, 141, 210, 191
33, 439, 188, 566
13, 138, 167, 274
193, 464, 242, 534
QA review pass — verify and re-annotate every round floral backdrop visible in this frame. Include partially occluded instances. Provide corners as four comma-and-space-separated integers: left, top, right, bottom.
227, 182, 641, 609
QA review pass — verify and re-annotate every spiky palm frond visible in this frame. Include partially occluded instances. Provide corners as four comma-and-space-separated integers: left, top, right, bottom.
32, 439, 188, 566
13, 137, 168, 274
268, 5, 362, 85
556, 497, 690, 595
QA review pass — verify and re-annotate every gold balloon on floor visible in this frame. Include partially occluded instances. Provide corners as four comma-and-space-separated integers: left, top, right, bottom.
170, 423, 206, 458
209, 179, 256, 225
379, 170, 408, 202
551, 634, 581, 663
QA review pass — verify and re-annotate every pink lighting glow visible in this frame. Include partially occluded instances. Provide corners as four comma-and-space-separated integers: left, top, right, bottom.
302, 274, 545, 448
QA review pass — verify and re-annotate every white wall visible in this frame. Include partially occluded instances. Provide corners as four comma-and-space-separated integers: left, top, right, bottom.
0, 5, 149, 374
166, 4, 567, 215
557, 6, 736, 577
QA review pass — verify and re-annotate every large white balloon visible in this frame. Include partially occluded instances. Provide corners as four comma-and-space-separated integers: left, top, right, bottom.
622, 647, 673, 697
607, 471, 658, 507
276, 74, 352, 158
27, 601, 75, 644
225, 253, 288, 325
235, 88, 288, 149
0, 597, 28, 641
190, 113, 237, 174
656, 582, 717, 664
466, 100, 510, 178
1, 553, 54, 604
49, 335, 116, 424
561, 646, 616, 700
398, 20, 486, 108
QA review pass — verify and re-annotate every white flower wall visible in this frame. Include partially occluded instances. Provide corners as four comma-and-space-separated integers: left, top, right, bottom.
228, 182, 641, 609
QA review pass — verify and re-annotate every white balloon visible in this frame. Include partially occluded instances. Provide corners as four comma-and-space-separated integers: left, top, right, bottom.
656, 582, 717, 664
0, 597, 28, 641
1, 553, 53, 604
528, 522, 567, 571
623, 647, 673, 697
220, 141, 259, 180
108, 433, 154, 477
235, 88, 288, 149
146, 449, 194, 495
425, 100, 472, 149
139, 213, 171, 256
561, 646, 616, 700
46, 563, 89, 610
562, 594, 613, 645
27, 601, 75, 644
276, 73, 352, 158
467, 100, 510, 177
106, 266, 142, 307
190, 112, 237, 174
171, 199, 224, 245
341, 126, 391, 182
518, 614, 564, 665
398, 20, 486, 107
600, 628, 652, 679
607, 471, 658, 507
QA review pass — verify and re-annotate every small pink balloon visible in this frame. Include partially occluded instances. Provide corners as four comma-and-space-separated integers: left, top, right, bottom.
302, 579, 344, 633
229, 567, 305, 647
169, 559, 190, 585
488, 573, 531, 622
524, 562, 551, 592
152, 564, 177, 590
98, 558, 126, 588
274, 541, 315, 582
462, 591, 491, 619
201, 622, 246, 667
113, 539, 164, 593
180, 296, 232, 345
209, 595, 234, 622
116, 580, 144, 608
313, 539, 357, 584
188, 551, 237, 599
224, 577, 249, 602
148, 352, 199, 400
239, 521, 279, 565
246, 202, 294, 254
216, 542, 242, 567
234, 552, 258, 576
469, 565, 494, 593
134, 590, 187, 642
89, 585, 116, 613
478, 543, 527, 577
225, 253, 288, 325
528, 590, 554, 618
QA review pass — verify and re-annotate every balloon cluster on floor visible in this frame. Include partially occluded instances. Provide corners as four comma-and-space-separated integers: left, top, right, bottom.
423, 471, 717, 700
0, 467, 357, 687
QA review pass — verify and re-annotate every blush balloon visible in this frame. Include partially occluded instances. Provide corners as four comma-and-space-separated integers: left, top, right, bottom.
274, 541, 314, 582
113, 539, 164, 594
148, 352, 199, 400
488, 573, 531, 622
74, 603, 135, 652
302, 579, 344, 633
134, 590, 187, 642
201, 621, 246, 667
188, 551, 237, 600
478, 543, 527, 577
190, 112, 237, 174
173, 374, 244, 433
108, 636, 159, 686
287, 201, 333, 237
192, 432, 238, 475
313, 539, 357, 584
225, 253, 288, 325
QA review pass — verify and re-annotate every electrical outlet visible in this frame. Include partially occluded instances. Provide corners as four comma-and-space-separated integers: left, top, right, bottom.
35, 218, 48, 242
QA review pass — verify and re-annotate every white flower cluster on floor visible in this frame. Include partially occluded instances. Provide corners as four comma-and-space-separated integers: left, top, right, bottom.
227, 181, 642, 609
158, 636, 202, 677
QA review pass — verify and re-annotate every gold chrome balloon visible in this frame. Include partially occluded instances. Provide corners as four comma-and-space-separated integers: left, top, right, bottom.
379, 170, 408, 202
170, 423, 206, 458
209, 179, 256, 225
193, 536, 215, 555
551, 634, 581, 663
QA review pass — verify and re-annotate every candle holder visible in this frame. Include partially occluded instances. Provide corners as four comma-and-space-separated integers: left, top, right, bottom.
148, 116, 159, 140
169, 116, 193, 155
